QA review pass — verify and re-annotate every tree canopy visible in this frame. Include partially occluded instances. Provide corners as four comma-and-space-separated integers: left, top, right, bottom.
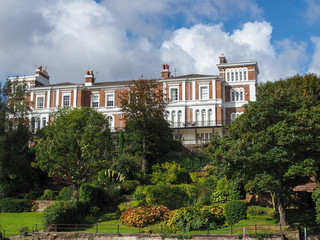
34, 107, 112, 203
206, 74, 320, 225
120, 79, 178, 173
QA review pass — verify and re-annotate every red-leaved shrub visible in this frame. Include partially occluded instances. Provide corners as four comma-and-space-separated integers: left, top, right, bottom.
120, 205, 170, 227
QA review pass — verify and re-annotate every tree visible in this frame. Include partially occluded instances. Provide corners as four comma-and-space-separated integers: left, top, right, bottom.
120, 79, 178, 174
206, 74, 320, 225
34, 107, 112, 203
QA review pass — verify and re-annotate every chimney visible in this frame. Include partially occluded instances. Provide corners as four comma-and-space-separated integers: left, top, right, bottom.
85, 70, 95, 86
219, 54, 227, 64
35, 65, 50, 80
161, 64, 171, 78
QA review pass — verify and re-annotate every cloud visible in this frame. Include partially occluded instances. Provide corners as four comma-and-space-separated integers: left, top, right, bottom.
305, 0, 320, 24
161, 22, 308, 82
309, 37, 320, 74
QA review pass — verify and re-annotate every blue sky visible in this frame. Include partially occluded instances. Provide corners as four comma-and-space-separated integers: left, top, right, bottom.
1, 0, 320, 84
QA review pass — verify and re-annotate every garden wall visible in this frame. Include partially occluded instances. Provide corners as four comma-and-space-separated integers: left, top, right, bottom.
35, 200, 57, 212
32, 232, 290, 240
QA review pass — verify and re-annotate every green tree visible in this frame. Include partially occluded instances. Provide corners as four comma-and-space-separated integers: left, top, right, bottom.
206, 74, 320, 225
34, 107, 112, 203
121, 79, 178, 174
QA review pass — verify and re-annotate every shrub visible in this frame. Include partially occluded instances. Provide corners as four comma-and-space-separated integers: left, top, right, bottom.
224, 200, 247, 225
210, 177, 241, 203
111, 153, 142, 179
98, 169, 125, 189
40, 189, 59, 200
312, 186, 320, 224
143, 185, 189, 209
247, 206, 267, 216
151, 162, 192, 185
0, 198, 32, 212
42, 201, 75, 224
118, 200, 143, 212
23, 190, 43, 200
132, 185, 146, 201
120, 205, 170, 227
57, 186, 73, 201
120, 180, 140, 194
0, 182, 17, 198
166, 206, 225, 231
79, 183, 108, 208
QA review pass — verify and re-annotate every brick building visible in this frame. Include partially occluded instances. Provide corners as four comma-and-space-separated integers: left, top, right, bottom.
9, 54, 259, 145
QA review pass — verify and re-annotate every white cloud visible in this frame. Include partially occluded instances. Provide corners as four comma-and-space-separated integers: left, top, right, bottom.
305, 0, 320, 24
161, 22, 308, 82
309, 37, 320, 74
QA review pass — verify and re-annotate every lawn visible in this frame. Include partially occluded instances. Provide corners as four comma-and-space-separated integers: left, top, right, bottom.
0, 212, 42, 237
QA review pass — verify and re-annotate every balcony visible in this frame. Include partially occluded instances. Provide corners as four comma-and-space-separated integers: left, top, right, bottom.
168, 120, 227, 128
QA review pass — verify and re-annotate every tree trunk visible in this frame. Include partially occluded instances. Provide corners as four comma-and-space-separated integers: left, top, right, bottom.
142, 137, 146, 174
269, 191, 277, 213
73, 184, 80, 204
277, 195, 288, 226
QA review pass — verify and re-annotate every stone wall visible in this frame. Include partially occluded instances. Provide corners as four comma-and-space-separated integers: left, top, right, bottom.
32, 232, 288, 240
34, 200, 57, 212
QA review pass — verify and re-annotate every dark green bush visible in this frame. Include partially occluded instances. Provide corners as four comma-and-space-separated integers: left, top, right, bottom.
79, 183, 108, 207
166, 206, 225, 231
132, 185, 146, 201
151, 162, 192, 185
23, 190, 43, 200
312, 186, 320, 224
0, 198, 32, 212
0, 182, 17, 198
120, 180, 140, 194
247, 206, 267, 216
224, 200, 247, 225
40, 189, 59, 200
57, 186, 73, 201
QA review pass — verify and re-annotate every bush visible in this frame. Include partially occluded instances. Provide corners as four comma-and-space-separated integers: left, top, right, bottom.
23, 190, 43, 200
0, 182, 17, 198
120, 205, 170, 227
224, 200, 247, 225
111, 153, 142, 179
120, 180, 140, 194
247, 206, 267, 216
118, 200, 143, 212
210, 177, 241, 203
312, 185, 320, 224
166, 206, 225, 231
57, 186, 73, 201
40, 189, 59, 200
151, 162, 192, 185
0, 198, 32, 212
79, 183, 108, 208
132, 185, 146, 201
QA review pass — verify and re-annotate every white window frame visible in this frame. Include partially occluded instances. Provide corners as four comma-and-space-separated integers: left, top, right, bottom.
91, 94, 99, 108
36, 95, 45, 109
105, 93, 115, 107
106, 115, 114, 130
62, 93, 71, 107
230, 88, 245, 102
198, 83, 210, 100
169, 87, 179, 101
231, 112, 243, 123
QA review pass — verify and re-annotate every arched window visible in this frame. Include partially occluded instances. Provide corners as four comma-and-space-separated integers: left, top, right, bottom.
231, 112, 243, 123
31, 117, 35, 133
107, 115, 114, 130
37, 118, 41, 130
195, 110, 200, 126
201, 109, 206, 127
164, 111, 169, 122
171, 111, 176, 127
208, 109, 213, 125
42, 117, 46, 128
178, 111, 182, 127
231, 88, 245, 102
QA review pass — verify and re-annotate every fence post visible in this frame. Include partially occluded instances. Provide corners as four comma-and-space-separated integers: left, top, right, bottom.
161, 225, 163, 233
255, 225, 257, 233
279, 224, 282, 233
96, 224, 98, 233
36, 224, 38, 232
230, 225, 233, 234
117, 225, 120, 234
75, 224, 78, 232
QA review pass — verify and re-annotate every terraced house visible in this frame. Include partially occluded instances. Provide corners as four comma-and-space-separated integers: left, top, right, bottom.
9, 54, 259, 146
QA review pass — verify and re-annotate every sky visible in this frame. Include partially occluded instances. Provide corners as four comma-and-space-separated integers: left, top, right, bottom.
1, 0, 320, 84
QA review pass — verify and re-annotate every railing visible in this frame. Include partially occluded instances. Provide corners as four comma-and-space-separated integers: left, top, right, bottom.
0, 223, 301, 238
168, 120, 226, 128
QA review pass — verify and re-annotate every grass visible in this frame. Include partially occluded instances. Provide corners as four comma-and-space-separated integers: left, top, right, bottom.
0, 212, 42, 237
1, 206, 319, 236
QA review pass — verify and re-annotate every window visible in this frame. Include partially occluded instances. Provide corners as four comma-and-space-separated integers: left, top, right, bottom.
37, 96, 44, 109
106, 94, 114, 107
244, 71, 247, 80
42, 117, 46, 128
235, 72, 238, 81
91, 95, 99, 108
63, 95, 70, 107
231, 112, 243, 123
230, 88, 244, 102
200, 86, 209, 100
107, 115, 114, 129
170, 88, 178, 101
225, 68, 248, 82
164, 111, 169, 122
